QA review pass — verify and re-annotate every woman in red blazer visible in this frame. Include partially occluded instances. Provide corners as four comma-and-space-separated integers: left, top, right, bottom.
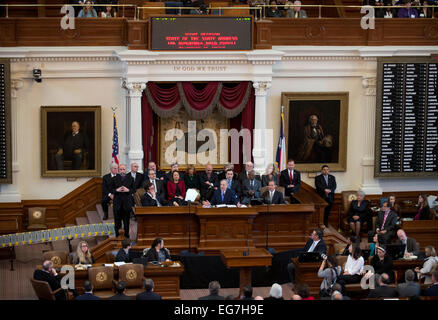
167, 171, 186, 206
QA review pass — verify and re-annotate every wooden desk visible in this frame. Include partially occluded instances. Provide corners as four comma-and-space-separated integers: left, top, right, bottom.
220, 248, 272, 296
40, 262, 184, 300
402, 220, 438, 251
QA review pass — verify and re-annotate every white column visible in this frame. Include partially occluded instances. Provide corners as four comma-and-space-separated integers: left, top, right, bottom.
123, 81, 147, 172
252, 81, 272, 175
360, 75, 382, 195
0, 79, 23, 202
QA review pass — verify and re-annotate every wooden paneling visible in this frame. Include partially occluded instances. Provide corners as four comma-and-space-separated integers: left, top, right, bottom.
402, 220, 438, 251
125, 19, 148, 50
0, 203, 23, 235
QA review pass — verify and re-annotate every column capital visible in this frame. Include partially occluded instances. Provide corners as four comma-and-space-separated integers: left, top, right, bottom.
253, 81, 271, 96
362, 76, 377, 96
11, 79, 24, 98
122, 80, 147, 97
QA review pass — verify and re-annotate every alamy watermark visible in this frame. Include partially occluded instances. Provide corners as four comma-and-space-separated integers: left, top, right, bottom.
60, 5, 75, 30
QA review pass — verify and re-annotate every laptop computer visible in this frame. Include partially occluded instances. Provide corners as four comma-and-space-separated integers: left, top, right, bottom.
298, 252, 323, 263
385, 244, 406, 260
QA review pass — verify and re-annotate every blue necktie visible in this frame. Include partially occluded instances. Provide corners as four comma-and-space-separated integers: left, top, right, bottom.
324, 175, 328, 186
228, 180, 231, 189
221, 192, 224, 202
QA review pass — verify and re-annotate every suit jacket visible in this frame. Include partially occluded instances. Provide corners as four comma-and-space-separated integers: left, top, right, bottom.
302, 238, 327, 254
397, 281, 421, 298
165, 171, 184, 184
395, 237, 419, 255
262, 190, 285, 205
128, 171, 144, 191
144, 178, 166, 199
112, 174, 135, 212
33, 269, 62, 293
425, 283, 438, 297
102, 173, 115, 200
315, 174, 336, 203
144, 248, 171, 262
115, 248, 131, 263
261, 174, 279, 187
167, 180, 186, 201
371, 255, 394, 278
217, 171, 238, 182
136, 291, 162, 300
107, 293, 132, 300
287, 9, 307, 18
198, 294, 225, 300
199, 171, 219, 198
75, 293, 101, 300
141, 193, 166, 207
210, 189, 239, 206
348, 200, 369, 220
375, 210, 398, 235
280, 169, 301, 194
238, 171, 261, 185
367, 285, 398, 298
225, 178, 242, 198
242, 179, 261, 198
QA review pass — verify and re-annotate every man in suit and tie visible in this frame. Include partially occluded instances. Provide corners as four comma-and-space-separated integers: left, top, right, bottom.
374, 201, 398, 244
199, 164, 219, 201
101, 163, 118, 220
242, 170, 262, 205
238, 161, 261, 185
280, 159, 301, 202
395, 229, 420, 257
141, 182, 166, 207
203, 179, 241, 207
75, 280, 100, 300
225, 169, 242, 199
136, 279, 162, 300
112, 164, 134, 238
315, 165, 337, 227
262, 180, 286, 204
287, 228, 327, 284
145, 169, 166, 202
146, 161, 165, 180
290, 0, 307, 18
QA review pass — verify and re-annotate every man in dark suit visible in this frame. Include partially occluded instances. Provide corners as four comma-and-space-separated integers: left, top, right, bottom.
128, 162, 143, 221
203, 179, 241, 207
198, 281, 225, 300
241, 170, 262, 205
396, 229, 419, 257
136, 279, 162, 300
287, 228, 327, 284
225, 169, 241, 199
280, 159, 301, 203
217, 163, 237, 181
238, 161, 261, 185
315, 165, 337, 227
397, 269, 421, 298
33, 260, 66, 300
112, 164, 134, 238
146, 161, 165, 181
141, 182, 166, 207
262, 180, 285, 204
108, 281, 132, 300
75, 280, 100, 300
101, 163, 118, 220
368, 273, 398, 298
55, 121, 89, 170
374, 201, 398, 244
165, 163, 184, 184
115, 239, 132, 263
199, 164, 219, 201
425, 271, 438, 296
144, 169, 166, 201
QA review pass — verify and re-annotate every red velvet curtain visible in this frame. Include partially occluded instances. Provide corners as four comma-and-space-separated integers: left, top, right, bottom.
142, 82, 254, 171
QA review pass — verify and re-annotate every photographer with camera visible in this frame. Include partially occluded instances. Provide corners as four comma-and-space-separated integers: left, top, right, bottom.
318, 254, 341, 298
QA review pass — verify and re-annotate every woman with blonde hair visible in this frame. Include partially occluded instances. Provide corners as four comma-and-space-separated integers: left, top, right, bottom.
72, 240, 95, 264
262, 163, 279, 187
415, 246, 438, 284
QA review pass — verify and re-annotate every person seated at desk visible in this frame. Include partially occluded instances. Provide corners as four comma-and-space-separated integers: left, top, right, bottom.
395, 229, 419, 257
72, 240, 95, 264
184, 164, 201, 190
224, 169, 242, 199
115, 239, 132, 263
136, 278, 162, 300
262, 180, 285, 204
372, 246, 394, 283
165, 163, 184, 185
108, 281, 132, 300
144, 169, 166, 202
261, 163, 279, 187
33, 260, 66, 300
347, 190, 369, 239
241, 170, 262, 205
287, 228, 327, 284
337, 245, 364, 288
238, 161, 260, 185
414, 194, 431, 220
397, 269, 421, 298
199, 163, 219, 201
142, 182, 166, 207
144, 237, 171, 263
202, 179, 242, 207
75, 280, 100, 300
367, 273, 397, 298
167, 171, 186, 207
415, 245, 438, 284
374, 201, 398, 244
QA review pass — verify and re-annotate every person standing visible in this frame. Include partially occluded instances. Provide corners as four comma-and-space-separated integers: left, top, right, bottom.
315, 165, 336, 227
112, 164, 134, 238
280, 159, 301, 202
101, 163, 118, 220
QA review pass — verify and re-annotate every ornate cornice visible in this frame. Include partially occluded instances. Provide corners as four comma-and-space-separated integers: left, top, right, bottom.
122, 80, 147, 97
10, 56, 119, 63
282, 56, 363, 61
253, 81, 271, 96
125, 60, 250, 65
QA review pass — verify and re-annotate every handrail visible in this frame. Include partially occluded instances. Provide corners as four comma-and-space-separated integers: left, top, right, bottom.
137, 6, 262, 20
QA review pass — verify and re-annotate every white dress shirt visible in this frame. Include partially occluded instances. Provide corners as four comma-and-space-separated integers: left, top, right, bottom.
308, 239, 320, 252
344, 255, 364, 275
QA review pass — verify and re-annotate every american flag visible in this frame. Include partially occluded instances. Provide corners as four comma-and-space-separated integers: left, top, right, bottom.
112, 113, 119, 165
276, 107, 286, 172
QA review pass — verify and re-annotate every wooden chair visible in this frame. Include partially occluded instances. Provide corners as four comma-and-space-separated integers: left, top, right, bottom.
133, 188, 146, 207
27, 207, 47, 231
43, 251, 68, 265
341, 191, 370, 233
118, 264, 145, 297
105, 250, 118, 263
88, 266, 115, 299
30, 278, 64, 300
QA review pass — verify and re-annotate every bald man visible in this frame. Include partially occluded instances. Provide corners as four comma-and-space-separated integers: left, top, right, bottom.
33, 260, 66, 300
55, 121, 89, 170
395, 229, 419, 256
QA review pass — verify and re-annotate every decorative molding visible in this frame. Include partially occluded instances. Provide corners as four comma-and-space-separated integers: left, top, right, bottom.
10, 79, 24, 98
362, 76, 377, 96
282, 56, 362, 61
253, 81, 271, 96
10, 57, 119, 63
122, 80, 147, 97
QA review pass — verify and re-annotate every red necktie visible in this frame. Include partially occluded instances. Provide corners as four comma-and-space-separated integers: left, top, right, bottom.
289, 170, 293, 183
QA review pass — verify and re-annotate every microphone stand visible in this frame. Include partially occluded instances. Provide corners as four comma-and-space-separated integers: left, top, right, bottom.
265, 200, 270, 250
187, 200, 191, 254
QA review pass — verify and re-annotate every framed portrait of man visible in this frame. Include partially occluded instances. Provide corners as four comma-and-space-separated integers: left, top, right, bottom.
41, 106, 101, 177
281, 92, 349, 172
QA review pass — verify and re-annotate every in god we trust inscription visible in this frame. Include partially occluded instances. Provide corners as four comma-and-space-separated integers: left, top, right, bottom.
173, 66, 227, 72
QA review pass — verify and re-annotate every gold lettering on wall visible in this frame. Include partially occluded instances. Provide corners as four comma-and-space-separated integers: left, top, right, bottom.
173, 66, 227, 72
